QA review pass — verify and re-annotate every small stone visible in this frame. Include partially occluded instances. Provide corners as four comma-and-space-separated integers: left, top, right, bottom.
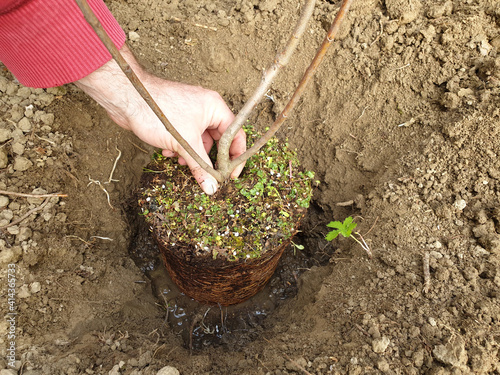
433, 336, 468, 367
6, 225, 20, 235
453, 199, 466, 211
40, 113, 54, 126
368, 325, 381, 339
1, 209, 13, 221
24, 104, 34, 118
0, 246, 22, 265
426, 1, 452, 18
18, 117, 32, 132
156, 366, 180, 375
420, 25, 436, 42
18, 284, 31, 298
0, 127, 12, 142
30, 281, 41, 293
372, 336, 391, 353
0, 148, 8, 168
428, 317, 437, 326
385, 0, 422, 24
129, 31, 140, 41
13, 156, 32, 171
377, 359, 390, 372
127, 358, 139, 367
413, 349, 425, 367
0, 195, 9, 208
442, 92, 460, 109
11, 142, 25, 155
17, 227, 32, 242
258, 0, 278, 12
108, 364, 120, 375
16, 86, 31, 99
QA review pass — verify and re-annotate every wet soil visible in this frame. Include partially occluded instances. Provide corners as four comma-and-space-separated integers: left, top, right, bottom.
1, 0, 499, 374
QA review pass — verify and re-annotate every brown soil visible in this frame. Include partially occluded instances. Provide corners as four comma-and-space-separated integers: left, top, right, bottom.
1, 0, 499, 374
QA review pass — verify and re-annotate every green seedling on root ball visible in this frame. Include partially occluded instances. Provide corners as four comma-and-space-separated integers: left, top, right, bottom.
326, 216, 372, 258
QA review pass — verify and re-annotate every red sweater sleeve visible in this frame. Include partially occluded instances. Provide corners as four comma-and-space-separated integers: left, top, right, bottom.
0, 0, 126, 88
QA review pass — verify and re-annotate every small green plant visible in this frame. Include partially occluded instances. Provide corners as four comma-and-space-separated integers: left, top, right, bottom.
291, 241, 304, 256
326, 216, 372, 258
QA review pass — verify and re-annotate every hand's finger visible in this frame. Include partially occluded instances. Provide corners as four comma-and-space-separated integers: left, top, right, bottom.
229, 128, 247, 179
177, 140, 218, 195
202, 132, 214, 155
162, 150, 178, 158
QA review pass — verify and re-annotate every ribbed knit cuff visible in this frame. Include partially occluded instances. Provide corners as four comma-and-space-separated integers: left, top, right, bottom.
0, 0, 126, 88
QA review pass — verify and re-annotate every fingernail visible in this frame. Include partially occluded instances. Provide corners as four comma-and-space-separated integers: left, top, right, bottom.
201, 179, 217, 195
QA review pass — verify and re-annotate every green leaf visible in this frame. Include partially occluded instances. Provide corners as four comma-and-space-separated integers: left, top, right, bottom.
327, 221, 343, 229
325, 217, 358, 240
325, 230, 340, 241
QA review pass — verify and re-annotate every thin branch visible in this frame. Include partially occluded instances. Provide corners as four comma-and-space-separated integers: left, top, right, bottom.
0, 190, 67, 198
229, 0, 354, 171
74, 0, 222, 182
217, 0, 317, 177
423, 252, 431, 294
0, 198, 51, 230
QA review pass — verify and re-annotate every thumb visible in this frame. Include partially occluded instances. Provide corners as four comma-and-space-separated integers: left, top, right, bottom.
178, 141, 218, 195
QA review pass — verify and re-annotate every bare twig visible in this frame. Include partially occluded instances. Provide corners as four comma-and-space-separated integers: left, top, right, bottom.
228, 0, 354, 172
74, 0, 222, 182
0, 190, 67, 198
282, 353, 313, 375
0, 198, 51, 230
217, 0, 317, 178
170, 16, 218, 31
336, 200, 354, 207
129, 139, 148, 153
423, 252, 431, 294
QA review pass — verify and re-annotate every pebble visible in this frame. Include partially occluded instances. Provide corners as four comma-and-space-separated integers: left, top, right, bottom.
16, 87, 31, 99
108, 364, 120, 375
156, 366, 180, 375
18, 284, 31, 299
0, 149, 8, 168
372, 336, 391, 353
40, 113, 54, 126
18, 117, 32, 132
377, 359, 390, 372
433, 336, 467, 367
6, 225, 20, 235
24, 104, 34, 118
13, 156, 32, 171
0, 128, 11, 142
30, 281, 41, 293
0, 195, 9, 208
17, 227, 32, 242
1, 209, 13, 221
0, 246, 22, 265
129, 31, 140, 41
11, 142, 25, 155
453, 199, 466, 211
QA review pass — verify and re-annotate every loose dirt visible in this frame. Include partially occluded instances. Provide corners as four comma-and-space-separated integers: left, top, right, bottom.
0, 0, 499, 374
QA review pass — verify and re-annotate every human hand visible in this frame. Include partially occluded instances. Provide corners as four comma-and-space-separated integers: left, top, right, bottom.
75, 45, 246, 195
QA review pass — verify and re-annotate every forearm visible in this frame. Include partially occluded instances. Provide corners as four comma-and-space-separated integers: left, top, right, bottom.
74, 44, 146, 130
